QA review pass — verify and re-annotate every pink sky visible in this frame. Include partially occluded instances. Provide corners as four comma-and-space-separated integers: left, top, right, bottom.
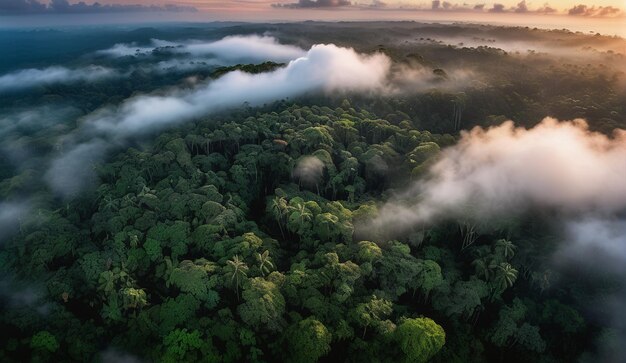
1, 0, 624, 37
34, 0, 626, 13
95, 0, 625, 8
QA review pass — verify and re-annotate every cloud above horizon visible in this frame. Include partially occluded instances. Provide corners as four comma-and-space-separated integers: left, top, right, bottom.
0, 0, 196, 14
269, 0, 623, 17
273, 0, 351, 8
88, 43, 390, 137
567, 4, 623, 17
98, 35, 306, 64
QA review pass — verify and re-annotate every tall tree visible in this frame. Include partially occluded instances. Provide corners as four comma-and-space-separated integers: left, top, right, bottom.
227, 255, 248, 301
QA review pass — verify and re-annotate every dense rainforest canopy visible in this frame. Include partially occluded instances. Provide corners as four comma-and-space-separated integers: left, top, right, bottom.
0, 22, 624, 362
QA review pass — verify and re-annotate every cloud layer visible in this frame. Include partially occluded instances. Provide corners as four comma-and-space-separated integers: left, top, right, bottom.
371, 118, 626, 230
46, 40, 391, 196
567, 4, 622, 17
0, 0, 196, 14
91, 43, 389, 137
0, 66, 116, 93
98, 35, 306, 64
274, 0, 351, 8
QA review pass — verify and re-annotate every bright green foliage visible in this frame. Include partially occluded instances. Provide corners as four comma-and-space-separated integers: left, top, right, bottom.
408, 141, 440, 177
494, 262, 518, 292
356, 241, 382, 263
256, 250, 274, 276
238, 277, 285, 331
30, 331, 60, 353
120, 287, 148, 310
227, 255, 248, 301
286, 318, 332, 363
350, 295, 394, 337
395, 318, 445, 363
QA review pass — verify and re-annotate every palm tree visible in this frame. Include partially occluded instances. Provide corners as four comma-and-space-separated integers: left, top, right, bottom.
288, 203, 312, 235
495, 263, 518, 292
459, 221, 478, 250
472, 257, 494, 280
227, 255, 248, 301
495, 239, 516, 259
163, 256, 178, 287
101, 195, 119, 212
269, 196, 288, 238
296, 203, 312, 225
256, 250, 274, 277
138, 185, 157, 198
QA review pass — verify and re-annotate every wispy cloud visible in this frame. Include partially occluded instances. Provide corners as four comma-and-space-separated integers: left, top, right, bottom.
97, 35, 306, 64
273, 0, 351, 8
568, 4, 623, 17
0, 0, 196, 14
0, 201, 30, 242
368, 118, 626, 232
46, 37, 391, 197
270, 0, 623, 17
0, 65, 116, 93
293, 156, 325, 187
96, 39, 177, 57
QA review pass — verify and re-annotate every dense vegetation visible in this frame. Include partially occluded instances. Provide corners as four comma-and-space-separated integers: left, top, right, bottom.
0, 22, 624, 362
0, 101, 604, 362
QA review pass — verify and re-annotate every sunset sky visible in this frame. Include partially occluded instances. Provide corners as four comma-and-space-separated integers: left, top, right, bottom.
0, 0, 624, 35
52, 0, 626, 13
37, 0, 624, 8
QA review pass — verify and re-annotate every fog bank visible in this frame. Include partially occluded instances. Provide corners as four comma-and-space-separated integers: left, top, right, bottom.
370, 118, 626, 231
46, 41, 391, 196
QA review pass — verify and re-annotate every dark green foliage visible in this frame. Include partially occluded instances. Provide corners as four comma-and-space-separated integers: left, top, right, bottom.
211, 62, 286, 79
0, 101, 597, 362
1, 22, 617, 362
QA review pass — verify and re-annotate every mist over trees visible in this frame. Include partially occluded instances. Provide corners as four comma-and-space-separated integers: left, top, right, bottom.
0, 21, 625, 362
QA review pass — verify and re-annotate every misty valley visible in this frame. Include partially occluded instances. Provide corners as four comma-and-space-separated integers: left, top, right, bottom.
0, 21, 625, 363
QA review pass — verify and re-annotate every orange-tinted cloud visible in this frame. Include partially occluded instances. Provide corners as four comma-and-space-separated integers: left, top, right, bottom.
273, 0, 351, 8
0, 0, 197, 14
568, 4, 623, 17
